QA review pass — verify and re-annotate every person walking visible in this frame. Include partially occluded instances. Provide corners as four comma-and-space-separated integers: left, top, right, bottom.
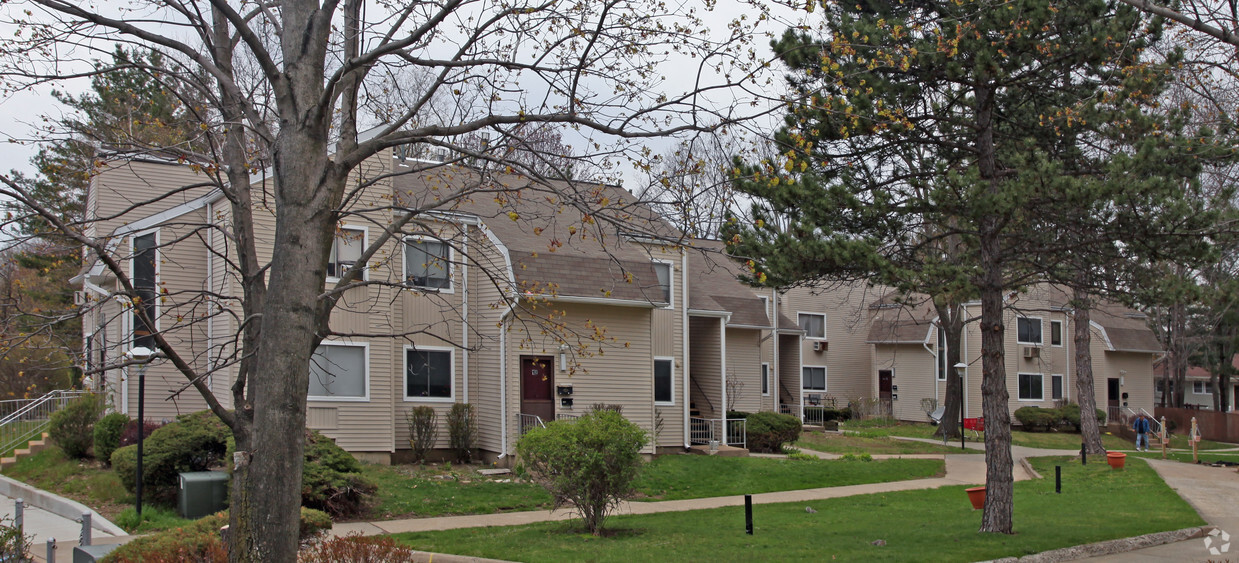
1132, 413, 1151, 452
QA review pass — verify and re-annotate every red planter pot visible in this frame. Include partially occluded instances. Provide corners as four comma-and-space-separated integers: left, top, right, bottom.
1107, 452, 1127, 469
966, 486, 986, 510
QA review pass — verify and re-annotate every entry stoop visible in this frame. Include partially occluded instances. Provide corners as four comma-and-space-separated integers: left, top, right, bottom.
688, 444, 749, 457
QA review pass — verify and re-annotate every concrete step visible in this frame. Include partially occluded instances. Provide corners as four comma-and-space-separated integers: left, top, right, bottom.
688, 444, 749, 457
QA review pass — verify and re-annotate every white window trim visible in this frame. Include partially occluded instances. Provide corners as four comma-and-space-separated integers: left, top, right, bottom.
654, 356, 675, 406
1051, 373, 1066, 401
802, 365, 828, 392
402, 235, 455, 293
403, 344, 456, 402
1050, 320, 1064, 347
652, 259, 674, 309
1016, 316, 1044, 346
798, 312, 827, 341
761, 363, 771, 396
1193, 381, 1212, 395
936, 326, 947, 381
327, 225, 369, 283
1017, 372, 1045, 401
128, 228, 160, 349
759, 295, 770, 319
308, 340, 371, 402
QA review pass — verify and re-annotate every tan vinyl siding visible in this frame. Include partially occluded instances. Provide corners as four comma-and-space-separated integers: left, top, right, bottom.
777, 333, 801, 409
90, 160, 214, 237
689, 316, 723, 418
779, 284, 879, 403
725, 328, 762, 414
872, 343, 937, 422
506, 303, 655, 453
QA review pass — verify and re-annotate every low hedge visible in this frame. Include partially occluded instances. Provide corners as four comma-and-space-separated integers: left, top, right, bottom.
111, 411, 230, 505
1015, 404, 1107, 433
745, 411, 802, 453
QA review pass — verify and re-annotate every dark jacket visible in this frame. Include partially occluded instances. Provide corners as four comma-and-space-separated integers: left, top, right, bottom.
1133, 416, 1151, 434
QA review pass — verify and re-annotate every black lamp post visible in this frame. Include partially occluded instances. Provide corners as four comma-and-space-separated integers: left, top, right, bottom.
126, 346, 154, 516
955, 362, 967, 451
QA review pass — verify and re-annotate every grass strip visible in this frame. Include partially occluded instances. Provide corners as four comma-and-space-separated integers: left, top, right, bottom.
388, 456, 1200, 562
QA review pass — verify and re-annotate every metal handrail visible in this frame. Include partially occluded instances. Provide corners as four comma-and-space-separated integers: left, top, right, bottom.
0, 390, 90, 457
517, 413, 546, 436
689, 417, 746, 448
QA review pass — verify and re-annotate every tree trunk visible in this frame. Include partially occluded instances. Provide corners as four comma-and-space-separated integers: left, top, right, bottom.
974, 78, 1013, 534
1172, 301, 1187, 408
1072, 287, 1106, 454
934, 301, 965, 439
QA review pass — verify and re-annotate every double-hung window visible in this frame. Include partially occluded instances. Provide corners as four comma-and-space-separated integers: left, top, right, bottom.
309, 343, 368, 401
1017, 317, 1042, 345
1018, 373, 1044, 401
802, 366, 826, 391
1050, 320, 1063, 347
799, 313, 826, 340
404, 237, 451, 290
328, 227, 366, 280
652, 261, 673, 308
406, 347, 454, 400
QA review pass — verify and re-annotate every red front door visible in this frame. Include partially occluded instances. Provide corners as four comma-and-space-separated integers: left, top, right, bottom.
879, 370, 893, 417
521, 356, 555, 422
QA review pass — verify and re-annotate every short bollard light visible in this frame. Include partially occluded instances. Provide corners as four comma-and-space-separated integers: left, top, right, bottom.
1055, 465, 1061, 494
745, 494, 753, 535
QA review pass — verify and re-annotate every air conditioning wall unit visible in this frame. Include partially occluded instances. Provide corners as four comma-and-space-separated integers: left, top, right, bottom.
812, 341, 827, 352
1023, 346, 1040, 359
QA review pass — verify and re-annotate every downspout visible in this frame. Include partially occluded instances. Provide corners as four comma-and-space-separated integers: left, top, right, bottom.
720, 314, 729, 417
926, 327, 937, 409
462, 228, 469, 404
497, 302, 516, 459
772, 289, 779, 413
1064, 313, 1070, 402
206, 201, 214, 394
681, 249, 690, 449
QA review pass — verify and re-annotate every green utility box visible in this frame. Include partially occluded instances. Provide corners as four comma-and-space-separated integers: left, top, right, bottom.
178, 471, 229, 519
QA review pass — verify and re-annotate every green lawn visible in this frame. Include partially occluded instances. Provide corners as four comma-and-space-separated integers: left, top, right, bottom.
4, 447, 132, 522
838, 419, 1236, 452
632, 455, 943, 500
798, 431, 976, 455
361, 462, 553, 520
1128, 450, 1239, 464
388, 456, 1201, 562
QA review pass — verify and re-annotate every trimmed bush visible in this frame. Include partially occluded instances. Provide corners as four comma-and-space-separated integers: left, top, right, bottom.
111, 410, 230, 505
48, 393, 105, 459
745, 411, 802, 453
1014, 406, 1057, 432
726, 411, 751, 419
102, 512, 228, 563
406, 406, 437, 463
447, 403, 478, 463
516, 409, 647, 535
300, 507, 333, 539
301, 430, 377, 518
93, 412, 130, 465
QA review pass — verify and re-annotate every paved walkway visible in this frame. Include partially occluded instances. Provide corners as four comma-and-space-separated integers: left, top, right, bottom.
0, 494, 119, 561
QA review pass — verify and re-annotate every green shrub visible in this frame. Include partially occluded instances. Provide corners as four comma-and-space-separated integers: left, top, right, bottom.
300, 507, 333, 539
48, 393, 104, 459
102, 512, 228, 563
111, 410, 231, 505
406, 406, 437, 463
745, 411, 802, 453
301, 430, 377, 518
516, 409, 647, 535
840, 453, 874, 462
447, 403, 478, 463
786, 452, 819, 461
93, 412, 130, 465
1014, 406, 1057, 432
0, 516, 30, 561
726, 411, 750, 419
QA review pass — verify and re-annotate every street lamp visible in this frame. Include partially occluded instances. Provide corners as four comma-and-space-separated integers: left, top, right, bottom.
954, 362, 967, 451
125, 346, 155, 516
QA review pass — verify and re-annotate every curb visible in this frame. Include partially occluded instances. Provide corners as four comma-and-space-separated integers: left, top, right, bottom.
979, 525, 1214, 562
0, 473, 126, 536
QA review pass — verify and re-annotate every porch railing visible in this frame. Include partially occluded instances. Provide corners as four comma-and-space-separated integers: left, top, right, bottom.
517, 413, 545, 436
555, 413, 578, 422
0, 390, 90, 457
1106, 406, 1121, 425
689, 417, 746, 449
781, 403, 833, 427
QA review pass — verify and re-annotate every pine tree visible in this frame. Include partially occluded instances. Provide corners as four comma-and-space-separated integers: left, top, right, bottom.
725, 0, 1230, 533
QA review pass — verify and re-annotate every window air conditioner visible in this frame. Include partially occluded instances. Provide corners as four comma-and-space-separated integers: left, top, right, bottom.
1023, 346, 1039, 359
812, 341, 826, 352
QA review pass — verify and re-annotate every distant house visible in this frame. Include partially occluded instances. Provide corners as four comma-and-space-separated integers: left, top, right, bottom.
1154, 356, 1238, 412
775, 283, 1163, 425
